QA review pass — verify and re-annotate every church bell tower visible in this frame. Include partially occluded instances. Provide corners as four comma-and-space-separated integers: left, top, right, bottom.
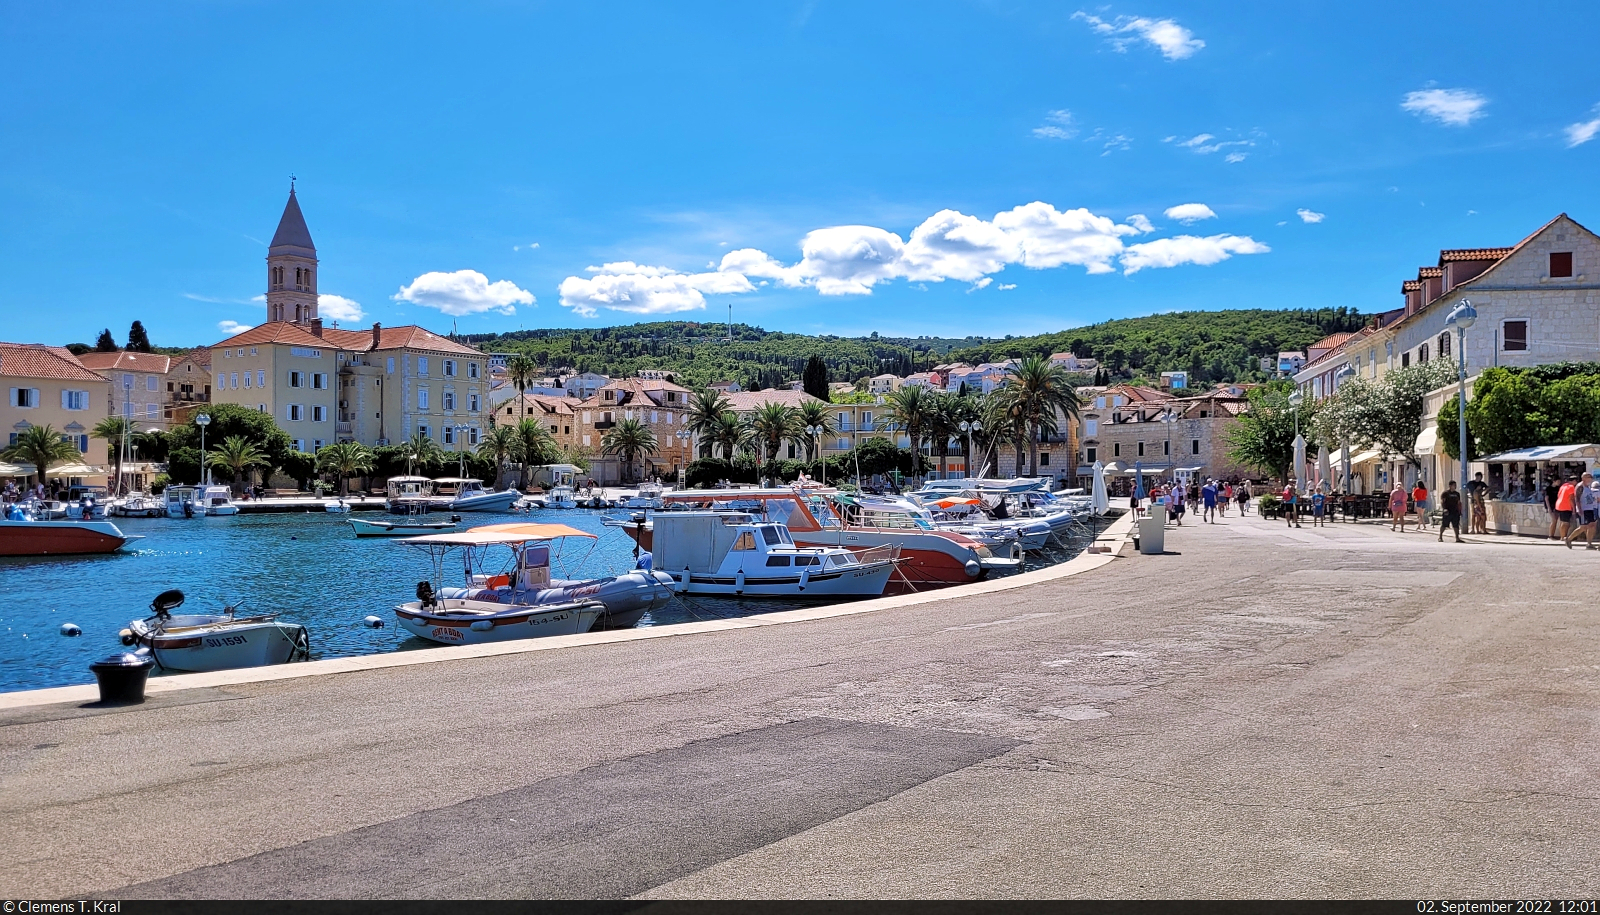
266, 183, 318, 325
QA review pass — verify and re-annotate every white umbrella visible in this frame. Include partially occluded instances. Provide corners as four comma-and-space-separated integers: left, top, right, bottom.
1091, 460, 1109, 515
1292, 433, 1306, 489
1317, 445, 1333, 493
0, 461, 25, 476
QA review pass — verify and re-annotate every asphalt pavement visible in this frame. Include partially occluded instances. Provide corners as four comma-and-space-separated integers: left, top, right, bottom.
2, 510, 1595, 899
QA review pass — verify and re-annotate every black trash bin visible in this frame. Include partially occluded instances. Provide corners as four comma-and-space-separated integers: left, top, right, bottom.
89, 651, 156, 704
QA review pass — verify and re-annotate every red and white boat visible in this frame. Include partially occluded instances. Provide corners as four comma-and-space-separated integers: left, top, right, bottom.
0, 517, 142, 556
638, 488, 1020, 592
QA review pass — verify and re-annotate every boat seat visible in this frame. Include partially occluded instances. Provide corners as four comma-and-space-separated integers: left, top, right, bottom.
485, 574, 512, 589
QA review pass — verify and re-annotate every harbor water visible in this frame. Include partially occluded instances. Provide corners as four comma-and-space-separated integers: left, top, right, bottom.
0, 507, 1089, 692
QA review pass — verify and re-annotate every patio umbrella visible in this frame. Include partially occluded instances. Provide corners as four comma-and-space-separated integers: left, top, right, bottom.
1133, 460, 1145, 501
1292, 433, 1306, 489
1317, 445, 1333, 493
1091, 460, 1109, 515
0, 461, 24, 476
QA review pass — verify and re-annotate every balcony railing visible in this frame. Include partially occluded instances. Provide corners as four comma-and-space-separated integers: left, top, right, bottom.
336, 422, 353, 434
594, 420, 616, 430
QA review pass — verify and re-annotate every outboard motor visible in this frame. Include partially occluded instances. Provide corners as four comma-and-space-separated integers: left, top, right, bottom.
150, 589, 186, 621
416, 580, 437, 611
182, 500, 195, 518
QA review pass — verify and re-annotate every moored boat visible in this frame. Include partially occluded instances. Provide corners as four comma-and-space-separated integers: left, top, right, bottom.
0, 515, 143, 556
126, 589, 310, 672
640, 511, 895, 598
196, 484, 240, 516
349, 515, 460, 537
386, 476, 436, 514
434, 477, 521, 512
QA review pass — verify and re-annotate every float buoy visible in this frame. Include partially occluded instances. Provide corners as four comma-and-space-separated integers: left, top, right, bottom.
60, 623, 82, 637
361, 615, 385, 629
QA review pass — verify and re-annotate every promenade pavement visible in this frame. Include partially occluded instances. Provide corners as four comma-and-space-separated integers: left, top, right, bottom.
2, 508, 1596, 899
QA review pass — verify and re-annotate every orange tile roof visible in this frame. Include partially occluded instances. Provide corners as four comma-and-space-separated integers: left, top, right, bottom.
175, 346, 212, 369
75, 351, 173, 374
1307, 331, 1357, 352
1401, 280, 1422, 291
721, 389, 828, 412
498, 393, 580, 417
0, 343, 109, 383
211, 321, 484, 357
1416, 266, 1443, 278
1439, 247, 1513, 263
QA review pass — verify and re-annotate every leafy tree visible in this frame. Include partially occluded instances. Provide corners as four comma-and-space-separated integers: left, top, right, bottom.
211, 435, 271, 493
92, 416, 134, 493
796, 400, 837, 461
850, 437, 918, 478
126, 320, 153, 353
316, 441, 375, 496
1227, 382, 1319, 482
94, 329, 118, 352
600, 418, 658, 483
278, 450, 318, 490
165, 405, 294, 483
2, 425, 80, 486
1313, 361, 1454, 472
478, 424, 522, 488
802, 355, 830, 401
1001, 355, 1080, 477
746, 402, 801, 465
684, 389, 733, 458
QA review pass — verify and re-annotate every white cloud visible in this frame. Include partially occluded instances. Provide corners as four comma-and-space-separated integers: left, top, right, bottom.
1032, 109, 1078, 140
1172, 132, 1256, 158
558, 266, 753, 318
1073, 11, 1204, 60
513, 242, 540, 251
1565, 106, 1600, 147
1163, 203, 1217, 225
393, 270, 534, 317
567, 200, 1267, 310
998, 283, 1017, 291
317, 294, 364, 322
1296, 208, 1326, 224
1121, 235, 1270, 274
1402, 88, 1488, 126
217, 320, 254, 335
1224, 152, 1248, 163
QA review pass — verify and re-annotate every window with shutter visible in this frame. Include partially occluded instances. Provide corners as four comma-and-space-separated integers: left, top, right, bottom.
1503, 320, 1529, 351
1551, 252, 1573, 278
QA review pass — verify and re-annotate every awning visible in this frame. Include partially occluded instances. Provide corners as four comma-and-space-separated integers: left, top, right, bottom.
1414, 427, 1438, 455
404, 522, 597, 546
46, 462, 106, 476
1102, 461, 1124, 473
1478, 444, 1600, 463
1350, 450, 1384, 466
0, 461, 24, 475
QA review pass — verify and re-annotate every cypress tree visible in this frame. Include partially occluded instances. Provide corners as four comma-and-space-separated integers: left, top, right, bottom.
94, 329, 118, 352
126, 321, 153, 353
802, 355, 830, 401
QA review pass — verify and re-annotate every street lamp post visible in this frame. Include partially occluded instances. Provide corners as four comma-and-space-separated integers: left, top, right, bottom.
1446, 300, 1477, 498
674, 428, 692, 484
1288, 390, 1305, 488
1334, 364, 1357, 498
1160, 409, 1178, 483
957, 420, 982, 479
452, 424, 471, 479
195, 413, 211, 485
804, 424, 826, 485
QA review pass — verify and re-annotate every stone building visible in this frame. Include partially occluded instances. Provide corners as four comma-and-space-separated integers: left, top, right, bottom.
1076, 384, 1249, 486
1, 342, 112, 479
75, 351, 173, 430
572, 377, 696, 482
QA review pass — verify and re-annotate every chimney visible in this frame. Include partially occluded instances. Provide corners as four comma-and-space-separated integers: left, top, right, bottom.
310, 318, 324, 338
372, 322, 382, 350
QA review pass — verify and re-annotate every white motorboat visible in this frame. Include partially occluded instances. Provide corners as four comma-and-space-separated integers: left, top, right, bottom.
163, 485, 201, 518
108, 493, 165, 518
639, 512, 896, 598
542, 484, 578, 510
386, 476, 436, 514
435, 477, 521, 512
126, 589, 309, 672
324, 498, 352, 513
196, 484, 240, 516
622, 481, 665, 510
403, 521, 674, 631
349, 515, 460, 537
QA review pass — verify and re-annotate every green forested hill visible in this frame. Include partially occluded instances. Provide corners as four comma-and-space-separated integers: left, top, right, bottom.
461, 308, 1368, 392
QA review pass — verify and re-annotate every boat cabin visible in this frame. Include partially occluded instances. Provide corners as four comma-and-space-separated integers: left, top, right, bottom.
650, 511, 863, 575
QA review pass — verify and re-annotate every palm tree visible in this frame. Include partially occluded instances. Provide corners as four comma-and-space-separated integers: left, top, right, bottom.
210, 435, 271, 494
946, 393, 983, 477
747, 402, 801, 466
709, 411, 749, 460
402, 432, 445, 476
1004, 355, 1081, 477
478, 424, 522, 489
883, 386, 934, 480
600, 418, 658, 483
685, 389, 733, 458
513, 418, 557, 475
796, 401, 837, 461
922, 392, 962, 478
2, 425, 79, 489
92, 416, 134, 495
315, 441, 375, 497
982, 390, 1028, 477
506, 354, 538, 397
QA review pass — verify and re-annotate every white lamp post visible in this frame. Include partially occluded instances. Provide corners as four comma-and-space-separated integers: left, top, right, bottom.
195, 413, 211, 485
958, 419, 982, 479
804, 424, 826, 484
1334, 364, 1356, 497
1159, 408, 1179, 481
675, 427, 693, 483
1446, 300, 1477, 498
452, 423, 471, 479
1288, 390, 1305, 487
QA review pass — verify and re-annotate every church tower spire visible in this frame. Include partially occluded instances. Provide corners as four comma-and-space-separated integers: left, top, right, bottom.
266, 182, 319, 325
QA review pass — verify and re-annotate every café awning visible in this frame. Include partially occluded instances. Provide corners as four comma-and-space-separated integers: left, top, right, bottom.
1479, 444, 1600, 463
1413, 427, 1439, 455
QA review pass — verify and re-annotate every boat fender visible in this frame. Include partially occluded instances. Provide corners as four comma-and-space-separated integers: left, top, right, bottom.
451, 514, 462, 523
119, 628, 136, 646
361, 615, 385, 629
470, 619, 494, 632
734, 569, 745, 594
798, 568, 809, 591
964, 559, 981, 577
60, 623, 82, 637
675, 570, 689, 593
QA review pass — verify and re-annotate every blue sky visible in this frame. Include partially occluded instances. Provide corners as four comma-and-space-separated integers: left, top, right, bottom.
3, 1, 1598, 348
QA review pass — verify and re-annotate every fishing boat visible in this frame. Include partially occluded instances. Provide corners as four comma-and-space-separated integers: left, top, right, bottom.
542, 484, 578, 510
108, 492, 165, 518
0, 513, 143, 556
323, 498, 352, 513
639, 489, 1020, 592
642, 511, 895, 598
163, 485, 200, 518
400, 522, 674, 632
386, 476, 436, 514
125, 589, 310, 672
622, 481, 665, 510
434, 477, 521, 512
195, 484, 240, 516
349, 515, 461, 537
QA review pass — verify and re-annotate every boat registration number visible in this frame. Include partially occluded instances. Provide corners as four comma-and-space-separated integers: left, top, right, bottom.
430, 627, 464, 641
204, 635, 249, 647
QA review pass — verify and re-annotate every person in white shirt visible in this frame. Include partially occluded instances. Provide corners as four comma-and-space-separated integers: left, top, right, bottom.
1564, 472, 1599, 549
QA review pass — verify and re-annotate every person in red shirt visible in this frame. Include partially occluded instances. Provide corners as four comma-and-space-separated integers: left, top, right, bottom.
1411, 481, 1429, 531
1554, 476, 1579, 541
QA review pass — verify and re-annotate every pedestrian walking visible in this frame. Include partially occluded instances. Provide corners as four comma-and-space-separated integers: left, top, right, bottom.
1563, 472, 1597, 549
1554, 475, 1580, 543
1220, 482, 1233, 517
1202, 479, 1218, 523
1129, 491, 1142, 519
1411, 480, 1430, 531
1388, 482, 1408, 532
1238, 480, 1251, 515
1438, 480, 1464, 543
1282, 479, 1301, 528
1310, 488, 1327, 527
1467, 471, 1489, 535
1546, 477, 1562, 540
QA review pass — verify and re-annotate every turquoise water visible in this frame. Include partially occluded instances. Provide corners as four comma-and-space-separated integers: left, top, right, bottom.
0, 508, 1085, 692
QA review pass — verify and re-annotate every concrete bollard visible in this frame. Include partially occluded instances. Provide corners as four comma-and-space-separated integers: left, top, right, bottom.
88, 652, 156, 704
